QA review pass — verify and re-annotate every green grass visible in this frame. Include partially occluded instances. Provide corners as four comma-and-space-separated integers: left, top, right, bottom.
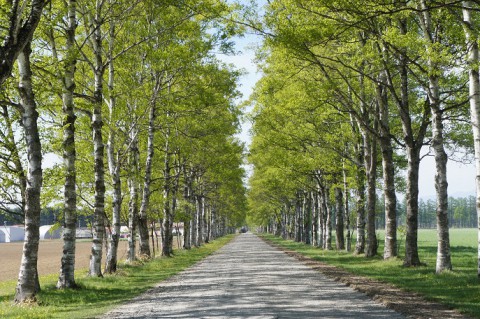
0, 235, 235, 319
260, 228, 480, 318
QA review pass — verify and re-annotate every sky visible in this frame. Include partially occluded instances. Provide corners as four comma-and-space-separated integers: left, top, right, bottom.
217, 1, 477, 200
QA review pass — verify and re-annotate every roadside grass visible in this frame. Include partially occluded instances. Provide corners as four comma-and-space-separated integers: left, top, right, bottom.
260, 228, 480, 318
0, 235, 234, 319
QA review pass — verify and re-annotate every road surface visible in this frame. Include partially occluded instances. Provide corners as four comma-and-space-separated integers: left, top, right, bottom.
104, 233, 404, 319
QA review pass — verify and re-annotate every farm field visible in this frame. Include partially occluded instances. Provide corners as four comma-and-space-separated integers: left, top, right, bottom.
0, 237, 182, 282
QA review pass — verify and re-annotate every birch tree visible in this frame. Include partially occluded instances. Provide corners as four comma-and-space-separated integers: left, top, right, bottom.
0, 0, 47, 86
416, 0, 454, 273
462, 0, 480, 277
14, 41, 43, 303
42, 0, 80, 288
0, 10, 47, 293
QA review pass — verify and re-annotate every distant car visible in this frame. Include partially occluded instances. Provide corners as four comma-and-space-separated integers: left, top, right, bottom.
240, 227, 247, 233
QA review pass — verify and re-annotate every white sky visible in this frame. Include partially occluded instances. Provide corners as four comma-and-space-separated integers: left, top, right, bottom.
419, 154, 476, 199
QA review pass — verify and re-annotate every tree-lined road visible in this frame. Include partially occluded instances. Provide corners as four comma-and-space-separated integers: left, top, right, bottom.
104, 233, 403, 318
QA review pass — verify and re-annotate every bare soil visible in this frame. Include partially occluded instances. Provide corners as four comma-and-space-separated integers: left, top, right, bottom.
0, 239, 174, 282
265, 239, 472, 319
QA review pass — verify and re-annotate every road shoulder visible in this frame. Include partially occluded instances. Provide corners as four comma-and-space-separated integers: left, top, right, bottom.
261, 236, 470, 319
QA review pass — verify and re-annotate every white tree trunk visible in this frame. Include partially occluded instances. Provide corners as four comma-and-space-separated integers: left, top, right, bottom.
462, 1, 480, 277
354, 139, 366, 254
375, 73, 397, 259
105, 29, 122, 272
194, 194, 202, 247
127, 128, 140, 262
138, 102, 157, 258
89, 1, 106, 277
14, 43, 43, 303
419, 1, 452, 273
58, 0, 78, 288
343, 166, 351, 252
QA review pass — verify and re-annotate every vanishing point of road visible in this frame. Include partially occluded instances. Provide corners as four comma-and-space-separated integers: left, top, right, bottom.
104, 233, 404, 319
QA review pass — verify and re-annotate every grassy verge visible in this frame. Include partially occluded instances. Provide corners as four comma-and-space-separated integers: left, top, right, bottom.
260, 229, 480, 318
0, 235, 235, 319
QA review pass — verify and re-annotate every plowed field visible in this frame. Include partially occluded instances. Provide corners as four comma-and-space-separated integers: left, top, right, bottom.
0, 239, 171, 282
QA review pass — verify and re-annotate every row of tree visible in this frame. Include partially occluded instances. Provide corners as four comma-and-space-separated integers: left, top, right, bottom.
415, 196, 477, 228
246, 0, 480, 276
255, 191, 478, 248
0, 0, 247, 303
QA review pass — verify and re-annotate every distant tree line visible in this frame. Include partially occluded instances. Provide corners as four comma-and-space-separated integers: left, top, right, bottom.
376, 196, 478, 229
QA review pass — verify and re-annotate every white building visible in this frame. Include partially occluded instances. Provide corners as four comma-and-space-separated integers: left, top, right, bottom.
0, 226, 25, 242
0, 230, 5, 243
76, 227, 92, 239
39, 225, 62, 240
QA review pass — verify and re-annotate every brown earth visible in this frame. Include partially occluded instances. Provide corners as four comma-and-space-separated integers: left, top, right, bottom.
264, 239, 473, 319
0, 238, 178, 282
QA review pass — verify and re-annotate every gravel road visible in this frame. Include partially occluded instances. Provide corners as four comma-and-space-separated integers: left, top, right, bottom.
104, 233, 404, 319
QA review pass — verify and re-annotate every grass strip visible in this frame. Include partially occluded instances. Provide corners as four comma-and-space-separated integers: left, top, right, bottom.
259, 230, 480, 318
0, 234, 235, 319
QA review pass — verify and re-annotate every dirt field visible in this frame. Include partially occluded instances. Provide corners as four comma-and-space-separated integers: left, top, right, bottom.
0, 238, 178, 282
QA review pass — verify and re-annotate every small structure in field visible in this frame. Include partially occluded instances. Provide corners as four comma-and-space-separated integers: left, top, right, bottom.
120, 225, 130, 238
76, 227, 92, 239
172, 222, 184, 235
39, 225, 62, 240
0, 226, 25, 242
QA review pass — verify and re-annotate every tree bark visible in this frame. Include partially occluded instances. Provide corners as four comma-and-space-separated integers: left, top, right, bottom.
296, 191, 303, 242
322, 186, 332, 250
315, 191, 323, 248
312, 191, 319, 247
199, 195, 205, 245
376, 74, 397, 259
343, 166, 351, 252
162, 149, 174, 256
462, 1, 480, 276
404, 145, 423, 266
431, 98, 452, 273
191, 191, 198, 247
335, 187, 345, 250
205, 203, 211, 243
105, 132, 121, 272
138, 102, 158, 258
305, 192, 312, 245
0, 0, 46, 85
58, 0, 78, 287
391, 15, 429, 267
354, 139, 366, 254
14, 42, 43, 303
127, 128, 140, 262
365, 132, 378, 258
88, 1, 106, 277
104, 19, 122, 273
183, 172, 193, 250
419, 1, 452, 273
